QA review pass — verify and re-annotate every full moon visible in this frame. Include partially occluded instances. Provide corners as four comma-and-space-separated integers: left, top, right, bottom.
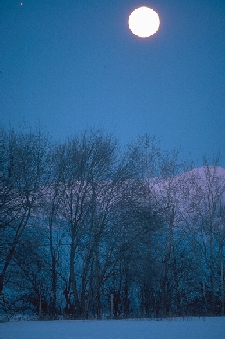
128, 6, 160, 38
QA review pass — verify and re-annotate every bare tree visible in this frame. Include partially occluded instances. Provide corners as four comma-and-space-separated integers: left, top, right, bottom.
179, 162, 225, 314
49, 130, 120, 317
0, 128, 48, 294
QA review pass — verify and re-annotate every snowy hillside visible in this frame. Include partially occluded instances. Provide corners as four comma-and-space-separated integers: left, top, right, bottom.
149, 166, 225, 214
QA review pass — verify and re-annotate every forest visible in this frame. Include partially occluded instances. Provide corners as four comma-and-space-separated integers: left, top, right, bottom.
1, 127, 225, 319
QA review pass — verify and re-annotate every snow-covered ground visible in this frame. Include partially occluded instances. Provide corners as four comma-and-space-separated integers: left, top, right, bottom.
1, 317, 225, 339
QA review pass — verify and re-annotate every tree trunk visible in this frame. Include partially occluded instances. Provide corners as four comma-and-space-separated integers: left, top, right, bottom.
221, 260, 224, 315
69, 236, 80, 316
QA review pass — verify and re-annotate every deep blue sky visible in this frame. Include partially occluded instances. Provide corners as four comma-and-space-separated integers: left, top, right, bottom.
1, 0, 225, 166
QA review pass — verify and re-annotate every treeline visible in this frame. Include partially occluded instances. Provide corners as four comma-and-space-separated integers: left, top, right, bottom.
1, 127, 225, 319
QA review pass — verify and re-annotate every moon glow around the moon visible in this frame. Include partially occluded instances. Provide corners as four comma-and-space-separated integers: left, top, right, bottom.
128, 6, 160, 38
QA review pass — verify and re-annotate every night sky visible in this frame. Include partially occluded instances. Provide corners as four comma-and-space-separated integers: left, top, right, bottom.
1, 0, 225, 166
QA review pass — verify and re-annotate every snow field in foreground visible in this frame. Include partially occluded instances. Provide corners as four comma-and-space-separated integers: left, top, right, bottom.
0, 317, 225, 339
